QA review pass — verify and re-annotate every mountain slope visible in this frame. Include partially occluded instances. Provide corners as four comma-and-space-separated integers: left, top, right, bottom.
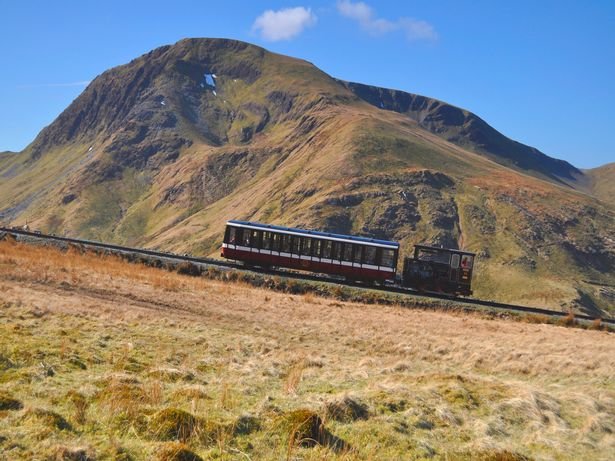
339, 81, 581, 183
583, 162, 615, 206
0, 38, 613, 315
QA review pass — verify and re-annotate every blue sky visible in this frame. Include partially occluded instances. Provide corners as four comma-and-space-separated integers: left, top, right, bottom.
1, 1, 614, 168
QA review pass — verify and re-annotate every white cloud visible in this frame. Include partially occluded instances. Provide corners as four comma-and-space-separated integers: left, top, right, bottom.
400, 18, 437, 41
252, 7, 317, 41
337, 0, 437, 41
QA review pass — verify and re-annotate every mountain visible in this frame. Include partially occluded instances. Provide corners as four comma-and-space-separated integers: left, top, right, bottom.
0, 38, 613, 315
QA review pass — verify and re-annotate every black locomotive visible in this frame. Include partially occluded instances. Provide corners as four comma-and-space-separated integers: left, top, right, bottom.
401, 245, 475, 296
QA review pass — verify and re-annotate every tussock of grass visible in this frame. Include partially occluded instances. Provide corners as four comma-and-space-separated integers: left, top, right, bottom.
66, 390, 89, 425
468, 449, 533, 461
324, 395, 369, 422
147, 408, 230, 446
276, 409, 324, 447
171, 385, 209, 401
52, 445, 96, 461
0, 353, 16, 371
96, 380, 148, 418
148, 367, 194, 382
148, 408, 200, 442
234, 413, 261, 435
374, 394, 409, 414
24, 408, 72, 431
0, 392, 23, 411
155, 442, 203, 461
176, 262, 202, 277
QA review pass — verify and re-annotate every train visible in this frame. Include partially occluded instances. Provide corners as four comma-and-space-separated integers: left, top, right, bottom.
221, 220, 475, 296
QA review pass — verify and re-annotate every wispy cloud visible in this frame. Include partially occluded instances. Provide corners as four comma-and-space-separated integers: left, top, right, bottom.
252, 6, 317, 41
337, 0, 437, 41
17, 81, 91, 89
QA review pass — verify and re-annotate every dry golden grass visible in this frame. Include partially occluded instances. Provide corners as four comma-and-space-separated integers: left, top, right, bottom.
0, 239, 614, 460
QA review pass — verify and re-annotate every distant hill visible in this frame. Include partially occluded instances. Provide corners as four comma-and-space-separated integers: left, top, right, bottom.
0, 38, 613, 314
583, 163, 615, 206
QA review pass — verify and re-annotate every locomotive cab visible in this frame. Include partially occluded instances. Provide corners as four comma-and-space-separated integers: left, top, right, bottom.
402, 245, 475, 296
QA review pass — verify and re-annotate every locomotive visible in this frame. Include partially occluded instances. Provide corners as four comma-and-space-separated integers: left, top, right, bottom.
221, 220, 475, 296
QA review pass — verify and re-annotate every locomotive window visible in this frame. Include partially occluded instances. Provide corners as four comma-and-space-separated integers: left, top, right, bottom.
353, 245, 363, 264
460, 255, 473, 270
418, 249, 450, 265
342, 243, 353, 262
381, 249, 395, 268
322, 240, 332, 259
271, 233, 281, 252
262, 231, 272, 250
291, 236, 300, 255
451, 254, 460, 269
364, 246, 377, 265
251, 230, 261, 248
280, 234, 291, 253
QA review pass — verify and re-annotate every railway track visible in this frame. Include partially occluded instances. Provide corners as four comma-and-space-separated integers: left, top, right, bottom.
1, 227, 613, 325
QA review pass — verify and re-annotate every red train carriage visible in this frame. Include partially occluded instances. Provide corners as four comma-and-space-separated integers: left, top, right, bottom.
221, 220, 399, 282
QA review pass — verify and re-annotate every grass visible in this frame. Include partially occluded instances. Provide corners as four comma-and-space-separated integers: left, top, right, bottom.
0, 238, 614, 459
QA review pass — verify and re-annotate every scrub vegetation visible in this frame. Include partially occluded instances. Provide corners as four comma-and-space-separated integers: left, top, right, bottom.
0, 238, 613, 460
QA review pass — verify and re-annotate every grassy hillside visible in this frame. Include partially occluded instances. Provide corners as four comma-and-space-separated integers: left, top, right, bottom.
584, 162, 615, 206
0, 38, 613, 315
1, 239, 614, 460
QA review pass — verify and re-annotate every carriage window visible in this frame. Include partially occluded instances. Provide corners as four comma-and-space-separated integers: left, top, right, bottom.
381, 249, 395, 268
342, 243, 353, 262
332, 242, 342, 261
353, 245, 363, 264
225, 226, 236, 244
281, 234, 291, 253
364, 246, 377, 265
311, 239, 322, 258
322, 240, 332, 259
241, 229, 251, 246
271, 233, 281, 252
300, 237, 312, 255
262, 231, 272, 250
250, 230, 261, 248
291, 236, 300, 254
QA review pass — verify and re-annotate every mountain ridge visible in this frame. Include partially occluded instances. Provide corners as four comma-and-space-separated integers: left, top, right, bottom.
338, 80, 581, 183
0, 37, 612, 314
